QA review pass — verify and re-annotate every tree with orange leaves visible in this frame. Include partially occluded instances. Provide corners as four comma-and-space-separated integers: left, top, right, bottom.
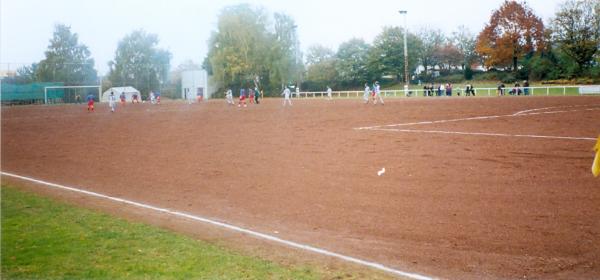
476, 1, 545, 72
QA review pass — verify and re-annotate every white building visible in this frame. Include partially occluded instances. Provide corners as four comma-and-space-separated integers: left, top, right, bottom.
101, 86, 140, 102
181, 70, 209, 101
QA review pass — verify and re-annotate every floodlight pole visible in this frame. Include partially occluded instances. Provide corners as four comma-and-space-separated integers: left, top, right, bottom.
399, 10, 409, 96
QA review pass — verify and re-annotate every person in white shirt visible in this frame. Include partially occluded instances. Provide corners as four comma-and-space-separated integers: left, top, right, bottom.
150, 91, 156, 104
282, 87, 292, 106
225, 89, 234, 105
326, 86, 332, 100
108, 92, 117, 112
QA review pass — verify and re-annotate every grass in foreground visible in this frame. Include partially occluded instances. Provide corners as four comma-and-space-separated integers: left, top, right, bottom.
1, 185, 323, 279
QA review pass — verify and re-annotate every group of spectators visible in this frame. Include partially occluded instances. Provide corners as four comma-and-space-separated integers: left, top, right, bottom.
497, 81, 530, 96
422, 83, 475, 97
420, 80, 532, 97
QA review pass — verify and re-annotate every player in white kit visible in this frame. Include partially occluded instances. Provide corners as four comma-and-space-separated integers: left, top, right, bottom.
373, 81, 384, 105
363, 83, 370, 104
282, 87, 292, 106
225, 89, 234, 105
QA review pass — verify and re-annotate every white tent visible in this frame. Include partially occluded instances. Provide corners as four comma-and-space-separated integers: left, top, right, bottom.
102, 87, 140, 102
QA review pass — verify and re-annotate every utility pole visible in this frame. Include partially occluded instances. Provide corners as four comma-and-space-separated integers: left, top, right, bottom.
399, 10, 409, 96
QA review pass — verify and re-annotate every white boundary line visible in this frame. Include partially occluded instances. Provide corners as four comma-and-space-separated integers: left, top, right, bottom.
0, 171, 435, 280
369, 128, 596, 141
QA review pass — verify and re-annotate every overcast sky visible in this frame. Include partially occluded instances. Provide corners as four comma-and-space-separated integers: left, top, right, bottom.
1, 0, 564, 75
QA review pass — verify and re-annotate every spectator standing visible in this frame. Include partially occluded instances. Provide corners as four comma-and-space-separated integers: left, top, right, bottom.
497, 83, 505, 96
523, 80, 530, 95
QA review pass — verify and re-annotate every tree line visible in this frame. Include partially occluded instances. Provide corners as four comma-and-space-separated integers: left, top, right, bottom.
7, 0, 599, 97
7, 25, 172, 99
205, 0, 599, 94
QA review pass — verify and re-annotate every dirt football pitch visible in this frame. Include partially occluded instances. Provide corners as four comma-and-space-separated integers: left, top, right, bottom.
2, 96, 600, 279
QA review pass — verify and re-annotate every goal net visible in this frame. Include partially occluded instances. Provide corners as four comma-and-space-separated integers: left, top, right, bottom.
44, 85, 101, 104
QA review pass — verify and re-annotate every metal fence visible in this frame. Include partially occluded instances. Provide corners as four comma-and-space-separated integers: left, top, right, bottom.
297, 85, 600, 99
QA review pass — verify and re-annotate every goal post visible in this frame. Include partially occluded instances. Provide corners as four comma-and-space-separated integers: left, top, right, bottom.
44, 85, 101, 104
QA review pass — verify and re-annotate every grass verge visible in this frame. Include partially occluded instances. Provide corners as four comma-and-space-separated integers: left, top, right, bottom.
1, 184, 324, 279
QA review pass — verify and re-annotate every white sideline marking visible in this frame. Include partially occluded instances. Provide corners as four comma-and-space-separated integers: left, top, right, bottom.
0, 171, 435, 280
369, 128, 596, 141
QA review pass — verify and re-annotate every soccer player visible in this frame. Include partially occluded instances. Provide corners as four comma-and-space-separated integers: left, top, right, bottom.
119, 91, 126, 105
226, 88, 234, 105
150, 91, 156, 104
373, 81, 384, 105
86, 93, 95, 112
282, 87, 292, 106
238, 88, 247, 107
249, 88, 255, 104
363, 83, 370, 104
254, 87, 260, 104
108, 92, 117, 112
196, 91, 203, 103
326, 86, 332, 100
132, 93, 139, 104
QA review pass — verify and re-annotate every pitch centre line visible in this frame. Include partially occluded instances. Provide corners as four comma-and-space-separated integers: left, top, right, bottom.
0, 171, 436, 280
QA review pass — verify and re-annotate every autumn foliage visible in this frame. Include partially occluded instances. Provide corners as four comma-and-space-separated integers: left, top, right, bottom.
476, 1, 545, 71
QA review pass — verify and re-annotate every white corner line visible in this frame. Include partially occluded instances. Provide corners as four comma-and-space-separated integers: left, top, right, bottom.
0, 171, 436, 280
511, 104, 600, 116
368, 128, 596, 141
355, 105, 600, 131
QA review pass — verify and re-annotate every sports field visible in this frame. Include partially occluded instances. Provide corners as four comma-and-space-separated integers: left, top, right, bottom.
2, 96, 600, 279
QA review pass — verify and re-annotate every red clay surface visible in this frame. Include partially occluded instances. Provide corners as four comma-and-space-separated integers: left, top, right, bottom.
2, 96, 600, 279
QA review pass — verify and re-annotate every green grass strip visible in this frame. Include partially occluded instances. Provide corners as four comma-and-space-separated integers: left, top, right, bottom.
1, 185, 323, 280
